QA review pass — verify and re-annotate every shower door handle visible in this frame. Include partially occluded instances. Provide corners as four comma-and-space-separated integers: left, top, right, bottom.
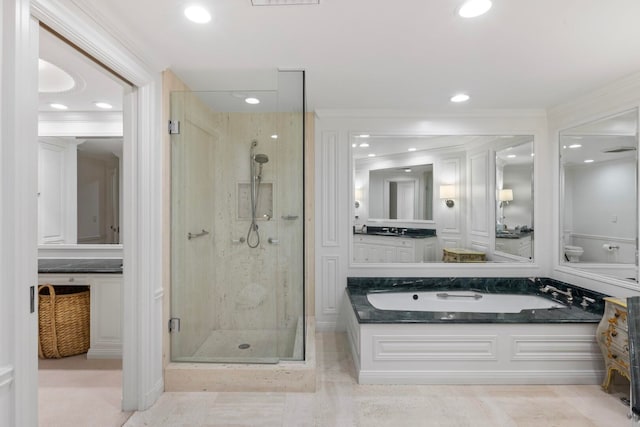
268, 238, 279, 245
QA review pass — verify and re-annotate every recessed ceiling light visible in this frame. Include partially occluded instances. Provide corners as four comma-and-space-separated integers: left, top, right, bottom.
450, 93, 470, 103
352, 143, 357, 148
408, 148, 417, 152
368, 153, 376, 158
245, 97, 260, 105
404, 169, 412, 173
184, 5, 211, 23
530, 153, 535, 157
568, 144, 582, 149
507, 154, 516, 158
358, 134, 370, 138
94, 102, 113, 109
458, 0, 492, 18
50, 103, 68, 110
584, 159, 594, 163
271, 134, 278, 139
359, 143, 370, 148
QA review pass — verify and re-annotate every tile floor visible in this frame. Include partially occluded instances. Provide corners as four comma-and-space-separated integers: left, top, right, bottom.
39, 355, 132, 427
124, 332, 633, 427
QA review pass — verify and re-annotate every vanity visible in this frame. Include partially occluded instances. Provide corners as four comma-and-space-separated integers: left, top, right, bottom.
38, 258, 123, 359
495, 232, 533, 259
353, 227, 437, 263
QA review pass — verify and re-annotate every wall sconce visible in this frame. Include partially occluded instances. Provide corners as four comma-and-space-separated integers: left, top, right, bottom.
498, 189, 513, 207
440, 185, 455, 208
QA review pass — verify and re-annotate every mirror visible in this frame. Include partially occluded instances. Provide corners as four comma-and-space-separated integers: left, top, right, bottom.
560, 108, 638, 282
495, 141, 534, 259
368, 164, 433, 221
352, 134, 535, 264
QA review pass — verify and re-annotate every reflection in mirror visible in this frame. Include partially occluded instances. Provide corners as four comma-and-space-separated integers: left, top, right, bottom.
495, 141, 534, 259
560, 109, 638, 282
38, 137, 122, 245
352, 134, 535, 264
368, 165, 433, 221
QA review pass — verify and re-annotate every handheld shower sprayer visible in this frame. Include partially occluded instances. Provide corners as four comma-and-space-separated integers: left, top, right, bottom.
247, 140, 269, 248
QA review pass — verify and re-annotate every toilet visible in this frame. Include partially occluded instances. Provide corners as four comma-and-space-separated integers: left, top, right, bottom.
565, 245, 584, 262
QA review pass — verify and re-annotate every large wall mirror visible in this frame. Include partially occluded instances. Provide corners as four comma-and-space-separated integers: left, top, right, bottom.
495, 140, 534, 259
352, 134, 534, 264
560, 108, 638, 282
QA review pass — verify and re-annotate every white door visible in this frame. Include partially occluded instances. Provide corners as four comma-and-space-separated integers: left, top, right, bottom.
1, 2, 39, 426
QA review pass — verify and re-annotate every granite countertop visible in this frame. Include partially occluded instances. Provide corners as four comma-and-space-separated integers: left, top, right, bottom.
354, 226, 437, 239
347, 277, 605, 324
38, 258, 123, 274
496, 230, 534, 239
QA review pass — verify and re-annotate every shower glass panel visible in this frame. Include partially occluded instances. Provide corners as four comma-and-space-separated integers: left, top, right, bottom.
170, 71, 305, 363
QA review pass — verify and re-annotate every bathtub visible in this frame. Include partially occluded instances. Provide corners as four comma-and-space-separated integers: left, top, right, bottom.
345, 277, 606, 385
367, 291, 565, 313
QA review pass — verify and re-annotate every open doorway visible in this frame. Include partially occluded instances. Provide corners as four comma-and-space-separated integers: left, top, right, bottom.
37, 25, 131, 426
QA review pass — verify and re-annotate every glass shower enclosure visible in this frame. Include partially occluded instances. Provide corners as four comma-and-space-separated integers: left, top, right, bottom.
170, 71, 305, 363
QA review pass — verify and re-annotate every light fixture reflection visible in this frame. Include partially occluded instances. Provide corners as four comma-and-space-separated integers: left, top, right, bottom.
458, 0, 492, 18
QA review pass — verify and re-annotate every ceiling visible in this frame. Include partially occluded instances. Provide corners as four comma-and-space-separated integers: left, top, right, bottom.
39, 27, 125, 112
79, 0, 640, 112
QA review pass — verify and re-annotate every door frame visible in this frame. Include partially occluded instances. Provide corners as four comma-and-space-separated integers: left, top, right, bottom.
3, 0, 163, 421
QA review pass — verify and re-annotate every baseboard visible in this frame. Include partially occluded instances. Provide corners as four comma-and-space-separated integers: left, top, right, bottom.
87, 347, 122, 359
358, 369, 604, 385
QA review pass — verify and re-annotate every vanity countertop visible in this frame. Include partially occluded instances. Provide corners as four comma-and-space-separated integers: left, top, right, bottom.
354, 226, 437, 239
38, 258, 123, 274
496, 230, 533, 239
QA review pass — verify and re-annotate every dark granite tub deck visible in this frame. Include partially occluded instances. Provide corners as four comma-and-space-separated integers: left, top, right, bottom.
347, 277, 606, 324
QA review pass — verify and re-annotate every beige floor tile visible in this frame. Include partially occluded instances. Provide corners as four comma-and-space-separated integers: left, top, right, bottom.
121, 332, 633, 427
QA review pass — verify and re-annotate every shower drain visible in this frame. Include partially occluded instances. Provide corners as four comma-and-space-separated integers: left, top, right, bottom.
238, 343, 251, 350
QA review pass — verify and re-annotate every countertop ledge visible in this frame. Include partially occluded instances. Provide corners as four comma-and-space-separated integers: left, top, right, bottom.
38, 258, 123, 274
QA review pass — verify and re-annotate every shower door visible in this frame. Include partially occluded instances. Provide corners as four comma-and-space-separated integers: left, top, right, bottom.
170, 71, 305, 363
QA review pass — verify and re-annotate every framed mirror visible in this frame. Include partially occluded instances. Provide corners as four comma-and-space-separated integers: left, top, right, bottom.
352, 134, 535, 264
495, 140, 534, 259
559, 108, 638, 282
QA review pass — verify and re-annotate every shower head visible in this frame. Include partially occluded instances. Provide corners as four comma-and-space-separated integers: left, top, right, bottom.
253, 153, 269, 164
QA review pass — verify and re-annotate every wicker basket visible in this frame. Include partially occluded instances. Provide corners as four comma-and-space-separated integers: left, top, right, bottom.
38, 284, 90, 359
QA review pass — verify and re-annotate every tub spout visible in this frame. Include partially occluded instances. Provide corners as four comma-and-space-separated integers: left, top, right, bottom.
540, 285, 573, 304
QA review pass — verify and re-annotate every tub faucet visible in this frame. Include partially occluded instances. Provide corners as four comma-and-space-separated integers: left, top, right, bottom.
581, 296, 595, 309
540, 285, 573, 304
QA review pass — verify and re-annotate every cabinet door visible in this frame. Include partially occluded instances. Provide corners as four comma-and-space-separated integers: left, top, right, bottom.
368, 244, 395, 263
397, 247, 414, 263
38, 140, 77, 244
354, 243, 368, 262
89, 276, 123, 359
423, 239, 437, 262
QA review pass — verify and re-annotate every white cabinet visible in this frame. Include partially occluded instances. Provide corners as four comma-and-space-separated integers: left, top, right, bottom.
38, 273, 122, 359
495, 234, 532, 259
38, 139, 78, 244
353, 235, 438, 263
423, 237, 437, 262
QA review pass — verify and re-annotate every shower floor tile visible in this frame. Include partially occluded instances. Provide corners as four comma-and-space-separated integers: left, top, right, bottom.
192, 329, 293, 361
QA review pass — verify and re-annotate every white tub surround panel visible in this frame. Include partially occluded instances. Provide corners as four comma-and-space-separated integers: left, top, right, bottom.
345, 305, 603, 385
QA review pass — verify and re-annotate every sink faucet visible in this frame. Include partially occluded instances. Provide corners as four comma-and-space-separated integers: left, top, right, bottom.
540, 284, 573, 304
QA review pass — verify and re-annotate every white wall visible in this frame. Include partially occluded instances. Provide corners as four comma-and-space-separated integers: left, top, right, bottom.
564, 159, 635, 263
314, 112, 549, 331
